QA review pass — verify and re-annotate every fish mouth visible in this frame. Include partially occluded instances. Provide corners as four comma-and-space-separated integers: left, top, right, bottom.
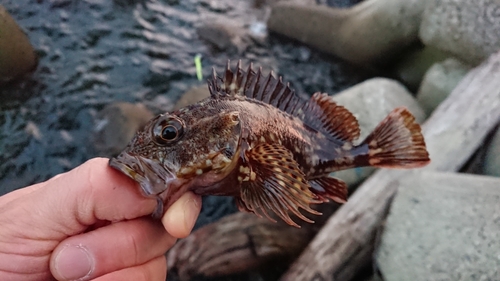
109, 152, 178, 199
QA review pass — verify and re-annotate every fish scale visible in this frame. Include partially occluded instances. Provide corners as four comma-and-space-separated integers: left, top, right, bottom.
109, 60, 430, 227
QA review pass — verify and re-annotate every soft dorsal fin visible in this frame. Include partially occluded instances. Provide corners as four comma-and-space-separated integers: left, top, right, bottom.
207, 60, 305, 116
237, 142, 322, 227
300, 92, 361, 142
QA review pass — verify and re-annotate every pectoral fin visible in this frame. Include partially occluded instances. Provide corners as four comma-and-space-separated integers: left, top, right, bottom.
238, 143, 321, 227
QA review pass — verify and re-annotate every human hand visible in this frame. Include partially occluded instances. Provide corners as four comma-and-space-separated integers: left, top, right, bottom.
0, 157, 202, 281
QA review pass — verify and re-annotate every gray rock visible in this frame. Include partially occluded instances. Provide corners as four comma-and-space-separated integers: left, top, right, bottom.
419, 0, 500, 65
376, 171, 500, 281
93, 102, 154, 157
331, 78, 426, 186
417, 58, 472, 115
267, 0, 426, 65
484, 126, 500, 177
0, 5, 38, 85
196, 18, 250, 53
174, 85, 210, 110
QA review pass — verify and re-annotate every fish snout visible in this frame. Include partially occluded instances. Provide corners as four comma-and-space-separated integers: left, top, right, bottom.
109, 153, 174, 198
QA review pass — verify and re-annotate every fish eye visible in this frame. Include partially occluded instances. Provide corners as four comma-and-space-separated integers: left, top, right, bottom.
161, 125, 178, 141
153, 116, 184, 145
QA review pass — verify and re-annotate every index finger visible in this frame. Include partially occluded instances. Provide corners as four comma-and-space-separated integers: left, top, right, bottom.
17, 158, 158, 237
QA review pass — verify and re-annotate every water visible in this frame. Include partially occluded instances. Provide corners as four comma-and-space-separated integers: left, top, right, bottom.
1, 0, 368, 279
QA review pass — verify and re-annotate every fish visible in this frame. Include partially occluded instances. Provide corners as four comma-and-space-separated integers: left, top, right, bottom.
109, 61, 430, 227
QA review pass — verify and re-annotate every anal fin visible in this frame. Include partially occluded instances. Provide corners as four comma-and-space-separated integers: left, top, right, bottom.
238, 143, 321, 227
309, 177, 348, 204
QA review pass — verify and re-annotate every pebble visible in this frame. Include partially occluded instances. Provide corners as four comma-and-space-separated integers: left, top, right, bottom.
417, 58, 472, 115
390, 45, 449, 93
92, 102, 154, 157
174, 85, 210, 110
196, 17, 250, 53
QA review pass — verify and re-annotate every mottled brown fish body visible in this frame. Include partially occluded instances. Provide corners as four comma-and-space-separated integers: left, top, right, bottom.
109, 61, 430, 227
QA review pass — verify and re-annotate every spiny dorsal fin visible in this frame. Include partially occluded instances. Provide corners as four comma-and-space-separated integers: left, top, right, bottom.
208, 62, 360, 143
207, 67, 223, 98
309, 176, 348, 204
238, 143, 321, 227
207, 60, 305, 116
300, 92, 361, 142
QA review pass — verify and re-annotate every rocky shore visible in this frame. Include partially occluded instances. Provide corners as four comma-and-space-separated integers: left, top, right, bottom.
3, 0, 499, 280
162, 1, 500, 280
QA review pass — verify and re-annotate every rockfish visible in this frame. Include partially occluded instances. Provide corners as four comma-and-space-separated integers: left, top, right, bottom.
109, 61, 430, 227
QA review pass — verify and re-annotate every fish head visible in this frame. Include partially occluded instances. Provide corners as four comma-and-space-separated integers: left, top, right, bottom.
109, 109, 242, 204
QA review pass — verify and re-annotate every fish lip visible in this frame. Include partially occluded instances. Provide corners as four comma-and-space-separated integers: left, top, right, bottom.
109, 153, 176, 198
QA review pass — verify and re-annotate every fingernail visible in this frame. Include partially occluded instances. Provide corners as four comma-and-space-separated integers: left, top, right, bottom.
54, 245, 94, 280
183, 197, 199, 233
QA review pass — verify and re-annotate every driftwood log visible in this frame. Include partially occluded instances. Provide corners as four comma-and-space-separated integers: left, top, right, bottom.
167, 203, 338, 280
168, 50, 500, 280
281, 51, 500, 280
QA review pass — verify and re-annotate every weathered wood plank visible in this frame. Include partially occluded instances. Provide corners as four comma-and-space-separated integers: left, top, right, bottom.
280, 50, 500, 281
167, 203, 337, 280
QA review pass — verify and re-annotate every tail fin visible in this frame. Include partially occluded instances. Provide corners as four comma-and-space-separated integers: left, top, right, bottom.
363, 107, 430, 168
